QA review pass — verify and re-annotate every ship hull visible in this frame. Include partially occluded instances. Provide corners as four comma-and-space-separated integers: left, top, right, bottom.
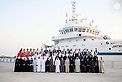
98, 52, 122, 55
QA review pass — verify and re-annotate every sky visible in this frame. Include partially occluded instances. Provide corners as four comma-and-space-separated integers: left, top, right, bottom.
0, 0, 122, 56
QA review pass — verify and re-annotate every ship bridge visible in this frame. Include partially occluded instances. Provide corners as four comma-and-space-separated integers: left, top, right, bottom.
52, 0, 101, 41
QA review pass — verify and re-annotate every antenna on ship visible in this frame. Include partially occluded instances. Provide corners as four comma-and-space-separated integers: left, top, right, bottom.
89, 20, 94, 26
71, 0, 77, 21
66, 12, 68, 23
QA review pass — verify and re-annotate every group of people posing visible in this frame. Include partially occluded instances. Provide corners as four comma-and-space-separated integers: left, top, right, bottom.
14, 48, 104, 73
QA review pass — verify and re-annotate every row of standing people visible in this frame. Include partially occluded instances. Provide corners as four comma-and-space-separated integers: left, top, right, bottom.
14, 48, 104, 73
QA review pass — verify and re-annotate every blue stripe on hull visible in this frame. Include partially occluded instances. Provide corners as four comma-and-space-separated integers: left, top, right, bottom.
98, 52, 122, 55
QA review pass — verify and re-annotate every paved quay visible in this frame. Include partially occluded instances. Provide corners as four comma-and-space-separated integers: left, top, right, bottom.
0, 56, 122, 82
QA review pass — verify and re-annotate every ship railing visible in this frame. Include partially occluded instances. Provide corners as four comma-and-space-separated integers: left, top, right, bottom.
0, 58, 15, 63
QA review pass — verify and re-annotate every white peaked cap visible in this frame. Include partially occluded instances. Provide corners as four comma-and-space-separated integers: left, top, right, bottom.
22, 57, 26, 60
59, 53, 61, 57
17, 57, 20, 59
76, 50, 79, 53
66, 53, 69, 57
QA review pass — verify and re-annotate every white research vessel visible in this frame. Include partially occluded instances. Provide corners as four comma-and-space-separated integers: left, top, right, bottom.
52, 1, 122, 55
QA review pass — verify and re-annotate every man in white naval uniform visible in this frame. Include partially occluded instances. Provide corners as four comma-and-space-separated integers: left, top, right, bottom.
55, 57, 60, 73
32, 52, 38, 72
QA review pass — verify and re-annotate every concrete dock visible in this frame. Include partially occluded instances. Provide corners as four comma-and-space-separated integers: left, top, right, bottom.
0, 55, 122, 82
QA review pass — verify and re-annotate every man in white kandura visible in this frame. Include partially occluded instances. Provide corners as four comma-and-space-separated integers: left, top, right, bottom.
37, 56, 41, 72
99, 57, 104, 73
55, 57, 60, 73
75, 57, 80, 73
41, 56, 46, 72
53, 54, 56, 65
65, 57, 70, 73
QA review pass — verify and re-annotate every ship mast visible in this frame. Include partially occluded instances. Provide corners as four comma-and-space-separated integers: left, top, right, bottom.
66, 12, 68, 23
65, 0, 78, 23
71, 1, 77, 21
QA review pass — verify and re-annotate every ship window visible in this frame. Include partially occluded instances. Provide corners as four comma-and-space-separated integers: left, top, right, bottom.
73, 45, 76, 47
70, 28, 73, 32
55, 41, 59, 45
74, 28, 78, 31
87, 29, 89, 32
82, 28, 86, 32
65, 29, 69, 33
101, 43, 102, 45
106, 42, 109, 44
111, 42, 115, 44
92, 39, 94, 40
83, 39, 86, 41
61, 31, 63, 34
90, 30, 92, 33
93, 31, 95, 34
78, 28, 81, 32
109, 48, 111, 50
63, 31, 66, 34
96, 32, 98, 35
79, 34, 81, 36
66, 45, 68, 47
66, 29, 68, 32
